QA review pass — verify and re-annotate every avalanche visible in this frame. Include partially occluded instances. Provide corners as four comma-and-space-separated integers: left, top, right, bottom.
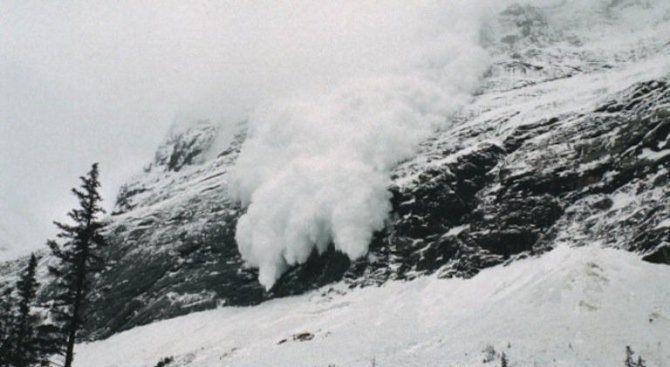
229, 1, 494, 289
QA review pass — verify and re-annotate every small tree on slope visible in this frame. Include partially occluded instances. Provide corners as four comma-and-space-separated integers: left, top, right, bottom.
625, 346, 647, 367
0, 284, 16, 367
9, 254, 41, 367
47, 163, 107, 367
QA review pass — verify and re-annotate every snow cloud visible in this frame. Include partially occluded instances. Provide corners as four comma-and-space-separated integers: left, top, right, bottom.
230, 1, 496, 289
0, 1, 491, 259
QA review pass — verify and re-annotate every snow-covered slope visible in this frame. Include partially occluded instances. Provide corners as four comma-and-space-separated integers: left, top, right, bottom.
1, 0, 669, 351
74, 246, 670, 367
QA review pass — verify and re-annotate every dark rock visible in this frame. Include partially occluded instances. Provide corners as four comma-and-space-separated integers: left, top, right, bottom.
292, 332, 314, 342
642, 243, 670, 264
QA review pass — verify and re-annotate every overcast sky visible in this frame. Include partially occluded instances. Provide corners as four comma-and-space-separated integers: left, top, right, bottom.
0, 0, 452, 259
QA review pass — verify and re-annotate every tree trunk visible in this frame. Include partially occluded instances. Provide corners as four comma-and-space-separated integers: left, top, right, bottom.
63, 244, 88, 367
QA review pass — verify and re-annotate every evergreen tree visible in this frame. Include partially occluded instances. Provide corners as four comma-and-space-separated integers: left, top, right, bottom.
500, 352, 508, 367
637, 356, 647, 367
0, 284, 16, 367
625, 346, 635, 367
47, 163, 107, 367
9, 254, 41, 367
625, 346, 647, 367
34, 323, 61, 367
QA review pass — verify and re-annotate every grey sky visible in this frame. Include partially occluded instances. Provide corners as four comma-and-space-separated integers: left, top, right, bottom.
0, 0, 434, 259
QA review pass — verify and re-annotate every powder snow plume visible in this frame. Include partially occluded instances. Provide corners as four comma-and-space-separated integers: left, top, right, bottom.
230, 1, 496, 289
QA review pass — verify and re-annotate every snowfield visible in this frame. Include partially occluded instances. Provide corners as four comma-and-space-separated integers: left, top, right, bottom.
74, 246, 670, 367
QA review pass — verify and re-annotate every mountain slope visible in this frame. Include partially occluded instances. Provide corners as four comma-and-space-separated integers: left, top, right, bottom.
66, 0, 670, 339
1, 0, 669, 345
73, 245, 670, 367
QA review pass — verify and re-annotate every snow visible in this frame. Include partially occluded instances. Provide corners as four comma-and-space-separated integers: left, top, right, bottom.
228, 1, 496, 289
387, 0, 670, 190
641, 148, 670, 162
227, 0, 670, 289
74, 246, 670, 367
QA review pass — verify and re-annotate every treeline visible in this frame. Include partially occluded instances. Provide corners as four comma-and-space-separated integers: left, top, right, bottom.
0, 163, 107, 367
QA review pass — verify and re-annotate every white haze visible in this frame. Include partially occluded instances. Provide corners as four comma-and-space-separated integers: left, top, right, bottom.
0, 1, 497, 260
230, 1, 498, 289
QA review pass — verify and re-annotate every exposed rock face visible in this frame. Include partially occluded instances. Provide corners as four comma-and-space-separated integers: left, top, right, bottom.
1, 1, 668, 340
373, 79, 670, 285
77, 2, 670, 339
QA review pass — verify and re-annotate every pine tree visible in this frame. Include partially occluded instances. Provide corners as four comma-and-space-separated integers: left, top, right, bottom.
34, 323, 61, 367
0, 284, 16, 367
47, 163, 107, 367
625, 346, 647, 367
500, 352, 508, 367
10, 254, 41, 367
637, 356, 647, 367
625, 346, 635, 367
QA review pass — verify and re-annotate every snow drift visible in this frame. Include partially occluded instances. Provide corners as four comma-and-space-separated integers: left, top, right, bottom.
73, 245, 670, 366
230, 1, 495, 289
